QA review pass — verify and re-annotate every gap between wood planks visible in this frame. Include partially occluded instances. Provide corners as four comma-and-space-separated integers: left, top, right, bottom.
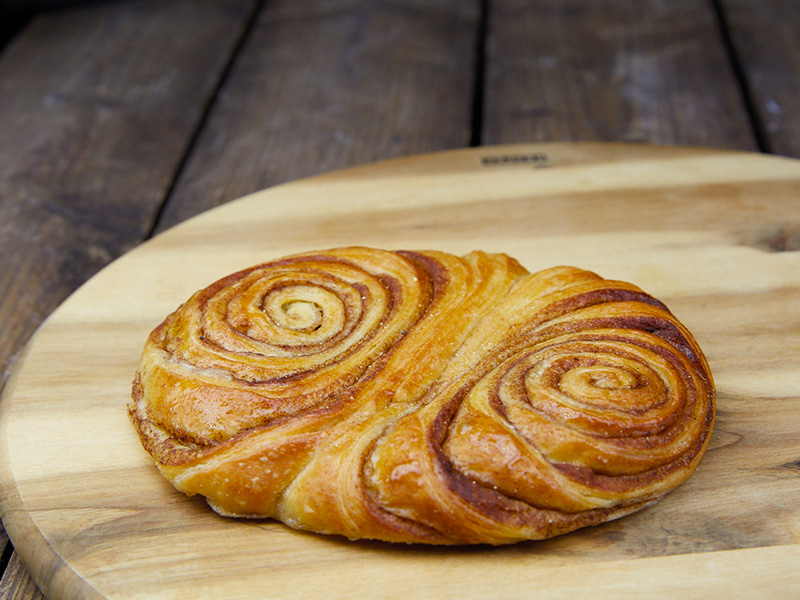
710, 0, 770, 153
145, 0, 268, 240
469, 0, 489, 147
0, 540, 15, 593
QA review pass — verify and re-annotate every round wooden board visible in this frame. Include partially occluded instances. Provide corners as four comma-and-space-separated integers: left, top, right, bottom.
2, 143, 800, 599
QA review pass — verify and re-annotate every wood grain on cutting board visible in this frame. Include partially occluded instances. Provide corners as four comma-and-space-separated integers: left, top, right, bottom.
1, 143, 799, 599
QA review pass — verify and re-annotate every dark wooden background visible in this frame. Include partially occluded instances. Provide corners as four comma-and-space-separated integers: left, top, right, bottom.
1, 0, 799, 597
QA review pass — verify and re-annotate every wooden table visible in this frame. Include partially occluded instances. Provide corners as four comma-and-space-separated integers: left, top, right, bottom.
1, 1, 799, 598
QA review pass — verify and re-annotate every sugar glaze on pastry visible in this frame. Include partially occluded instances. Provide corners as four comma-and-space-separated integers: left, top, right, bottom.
129, 247, 715, 545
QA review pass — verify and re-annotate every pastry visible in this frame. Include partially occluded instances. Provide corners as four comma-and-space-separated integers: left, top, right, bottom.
129, 246, 715, 545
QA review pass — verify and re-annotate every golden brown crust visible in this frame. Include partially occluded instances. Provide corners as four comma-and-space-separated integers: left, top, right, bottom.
129, 246, 715, 545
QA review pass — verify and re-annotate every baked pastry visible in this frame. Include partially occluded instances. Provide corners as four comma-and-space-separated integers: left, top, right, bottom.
129, 246, 715, 545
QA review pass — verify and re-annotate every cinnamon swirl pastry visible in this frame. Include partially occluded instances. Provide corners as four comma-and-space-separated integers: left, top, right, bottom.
129, 247, 715, 545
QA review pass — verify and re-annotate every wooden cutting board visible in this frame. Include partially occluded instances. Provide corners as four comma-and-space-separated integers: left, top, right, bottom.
2, 143, 800, 599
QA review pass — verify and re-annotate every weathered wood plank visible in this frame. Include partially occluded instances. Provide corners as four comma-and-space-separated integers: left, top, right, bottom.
720, 0, 800, 158
0, 0, 259, 392
482, 0, 758, 150
0, 552, 45, 600
155, 0, 482, 231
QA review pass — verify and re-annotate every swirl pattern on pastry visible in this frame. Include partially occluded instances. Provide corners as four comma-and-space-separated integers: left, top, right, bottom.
129, 247, 715, 545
